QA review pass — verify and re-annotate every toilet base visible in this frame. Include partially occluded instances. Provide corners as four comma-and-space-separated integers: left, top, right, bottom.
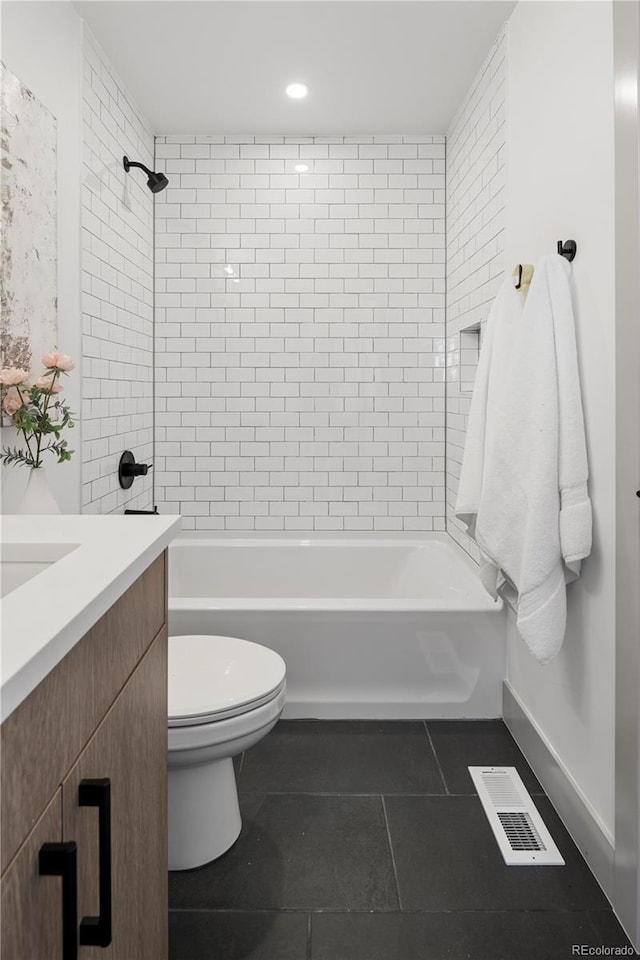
168, 756, 242, 870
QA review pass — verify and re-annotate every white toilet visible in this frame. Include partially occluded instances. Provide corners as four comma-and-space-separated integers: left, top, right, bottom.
167, 634, 286, 871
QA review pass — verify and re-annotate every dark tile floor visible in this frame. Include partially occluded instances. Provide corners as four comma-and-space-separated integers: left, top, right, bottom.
169, 720, 636, 960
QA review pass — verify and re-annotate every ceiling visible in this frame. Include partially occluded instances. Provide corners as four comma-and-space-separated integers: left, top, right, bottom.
74, 1, 515, 136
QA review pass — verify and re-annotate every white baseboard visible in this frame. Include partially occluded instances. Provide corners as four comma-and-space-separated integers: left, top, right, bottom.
503, 681, 615, 902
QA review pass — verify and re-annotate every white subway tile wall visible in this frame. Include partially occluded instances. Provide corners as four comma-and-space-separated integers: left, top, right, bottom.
445, 30, 507, 559
154, 136, 446, 531
81, 30, 154, 513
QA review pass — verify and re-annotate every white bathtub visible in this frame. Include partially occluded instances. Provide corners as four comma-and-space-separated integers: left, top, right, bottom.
168, 534, 506, 720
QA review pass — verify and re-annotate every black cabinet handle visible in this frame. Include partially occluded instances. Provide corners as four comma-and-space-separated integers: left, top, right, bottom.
78, 778, 112, 948
39, 841, 78, 960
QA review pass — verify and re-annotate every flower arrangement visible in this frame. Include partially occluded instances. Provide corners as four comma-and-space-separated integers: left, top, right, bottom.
1, 352, 76, 469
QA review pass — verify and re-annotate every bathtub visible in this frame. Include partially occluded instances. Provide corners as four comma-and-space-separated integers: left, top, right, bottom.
168, 533, 506, 720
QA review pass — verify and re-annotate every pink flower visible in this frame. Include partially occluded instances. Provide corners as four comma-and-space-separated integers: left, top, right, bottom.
2, 389, 23, 415
0, 367, 29, 386
42, 352, 75, 372
35, 375, 63, 393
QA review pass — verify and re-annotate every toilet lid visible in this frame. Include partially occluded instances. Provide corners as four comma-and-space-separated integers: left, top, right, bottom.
168, 635, 286, 727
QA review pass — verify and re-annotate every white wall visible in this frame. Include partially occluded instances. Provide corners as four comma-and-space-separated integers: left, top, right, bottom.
446, 29, 507, 561
504, 1, 616, 839
0, 1, 83, 513
81, 30, 154, 513
154, 135, 446, 531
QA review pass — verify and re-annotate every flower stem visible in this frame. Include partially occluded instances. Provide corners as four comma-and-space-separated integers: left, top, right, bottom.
15, 385, 37, 465
34, 371, 57, 467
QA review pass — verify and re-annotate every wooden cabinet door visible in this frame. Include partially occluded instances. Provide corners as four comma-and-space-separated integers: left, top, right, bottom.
1, 554, 166, 878
62, 630, 168, 960
1, 790, 64, 960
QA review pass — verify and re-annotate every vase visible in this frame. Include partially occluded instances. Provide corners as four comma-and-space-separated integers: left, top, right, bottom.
15, 466, 61, 515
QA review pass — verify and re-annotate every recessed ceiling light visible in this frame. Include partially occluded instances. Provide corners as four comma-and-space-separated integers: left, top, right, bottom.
295, 163, 309, 173
286, 82, 308, 100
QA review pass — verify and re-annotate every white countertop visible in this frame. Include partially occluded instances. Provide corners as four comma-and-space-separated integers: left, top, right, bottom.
0, 514, 181, 723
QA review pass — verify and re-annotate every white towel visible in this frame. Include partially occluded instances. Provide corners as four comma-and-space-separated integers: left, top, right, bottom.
455, 254, 592, 663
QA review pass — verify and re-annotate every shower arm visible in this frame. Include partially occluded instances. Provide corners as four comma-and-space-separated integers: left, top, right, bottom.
123, 156, 153, 177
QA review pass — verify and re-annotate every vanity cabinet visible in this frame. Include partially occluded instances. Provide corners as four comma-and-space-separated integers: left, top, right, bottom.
1, 792, 63, 959
0, 552, 168, 960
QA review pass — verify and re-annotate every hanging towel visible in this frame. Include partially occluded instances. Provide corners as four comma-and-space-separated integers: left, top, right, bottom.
455, 254, 591, 664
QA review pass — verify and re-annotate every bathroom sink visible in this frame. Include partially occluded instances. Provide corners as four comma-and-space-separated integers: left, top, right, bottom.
0, 543, 79, 598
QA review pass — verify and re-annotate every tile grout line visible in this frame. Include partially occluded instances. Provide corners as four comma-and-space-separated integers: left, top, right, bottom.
167, 906, 619, 916
306, 911, 312, 960
381, 795, 404, 912
423, 722, 450, 795
237, 790, 458, 798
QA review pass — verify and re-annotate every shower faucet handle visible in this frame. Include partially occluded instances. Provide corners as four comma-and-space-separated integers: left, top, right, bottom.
118, 450, 152, 489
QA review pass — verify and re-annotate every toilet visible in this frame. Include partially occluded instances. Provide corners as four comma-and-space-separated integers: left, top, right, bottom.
167, 634, 286, 871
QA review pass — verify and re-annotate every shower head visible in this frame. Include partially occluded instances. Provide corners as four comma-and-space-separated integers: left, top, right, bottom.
123, 156, 169, 194
147, 170, 169, 193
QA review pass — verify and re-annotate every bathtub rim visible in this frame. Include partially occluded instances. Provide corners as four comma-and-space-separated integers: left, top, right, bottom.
168, 531, 503, 614
169, 597, 504, 613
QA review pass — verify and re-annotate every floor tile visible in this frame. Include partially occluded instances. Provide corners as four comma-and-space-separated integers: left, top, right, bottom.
169, 910, 308, 960
426, 720, 542, 795
168, 721, 631, 960
310, 910, 607, 960
239, 720, 445, 795
385, 795, 610, 912
588, 910, 637, 952
169, 794, 399, 912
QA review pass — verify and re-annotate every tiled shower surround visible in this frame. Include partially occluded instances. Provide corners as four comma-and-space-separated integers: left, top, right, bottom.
445, 31, 507, 558
81, 31, 155, 513
154, 136, 446, 531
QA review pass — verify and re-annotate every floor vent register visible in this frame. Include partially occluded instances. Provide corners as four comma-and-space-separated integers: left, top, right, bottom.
468, 766, 565, 866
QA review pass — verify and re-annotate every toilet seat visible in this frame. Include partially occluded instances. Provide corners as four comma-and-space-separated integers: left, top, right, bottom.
168, 635, 286, 728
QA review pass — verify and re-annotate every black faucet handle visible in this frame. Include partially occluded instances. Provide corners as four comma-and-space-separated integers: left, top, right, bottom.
118, 451, 152, 489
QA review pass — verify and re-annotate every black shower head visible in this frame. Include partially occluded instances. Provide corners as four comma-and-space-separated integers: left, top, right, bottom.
123, 155, 169, 194
147, 170, 169, 193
